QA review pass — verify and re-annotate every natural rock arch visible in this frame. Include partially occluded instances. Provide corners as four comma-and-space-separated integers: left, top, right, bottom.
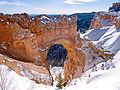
41, 39, 85, 84
0, 13, 85, 85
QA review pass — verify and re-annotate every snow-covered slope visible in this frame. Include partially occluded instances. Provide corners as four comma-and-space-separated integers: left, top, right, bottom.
1, 59, 120, 90
82, 25, 120, 54
0, 65, 59, 90
74, 24, 120, 90
112, 50, 120, 68
65, 67, 120, 90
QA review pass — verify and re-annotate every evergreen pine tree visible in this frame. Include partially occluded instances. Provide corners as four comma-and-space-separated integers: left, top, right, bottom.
56, 73, 64, 89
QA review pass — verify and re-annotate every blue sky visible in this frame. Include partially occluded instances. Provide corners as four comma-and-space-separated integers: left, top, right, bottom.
0, 0, 119, 14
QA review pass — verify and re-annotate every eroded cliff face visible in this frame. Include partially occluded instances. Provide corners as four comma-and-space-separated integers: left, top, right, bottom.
89, 12, 120, 29
0, 13, 85, 85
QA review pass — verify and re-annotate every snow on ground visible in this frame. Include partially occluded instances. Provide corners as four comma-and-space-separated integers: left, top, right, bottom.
0, 65, 55, 90
64, 49, 120, 90
0, 65, 64, 90
65, 50, 120, 90
81, 26, 110, 41
65, 67, 120, 90
112, 50, 120, 68
76, 25, 120, 90
102, 31, 120, 53
81, 25, 120, 54
101, 19, 109, 27
0, 54, 120, 90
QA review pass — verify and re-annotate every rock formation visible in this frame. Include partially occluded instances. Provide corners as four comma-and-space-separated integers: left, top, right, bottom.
89, 12, 120, 29
90, 3, 120, 29
0, 13, 85, 85
109, 2, 120, 12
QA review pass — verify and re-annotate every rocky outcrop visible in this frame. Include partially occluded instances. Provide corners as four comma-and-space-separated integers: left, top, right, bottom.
0, 13, 85, 85
88, 43, 112, 59
0, 54, 53, 85
89, 19, 103, 29
80, 39, 113, 72
114, 16, 120, 29
89, 12, 120, 29
109, 2, 120, 12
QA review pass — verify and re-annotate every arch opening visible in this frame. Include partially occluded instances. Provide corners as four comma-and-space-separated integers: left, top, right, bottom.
47, 44, 68, 67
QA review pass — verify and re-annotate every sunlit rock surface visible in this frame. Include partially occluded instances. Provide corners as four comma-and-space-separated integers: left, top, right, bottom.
89, 12, 120, 29
0, 13, 85, 85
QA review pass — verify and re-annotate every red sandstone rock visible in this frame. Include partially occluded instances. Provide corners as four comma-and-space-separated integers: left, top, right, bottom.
89, 12, 118, 29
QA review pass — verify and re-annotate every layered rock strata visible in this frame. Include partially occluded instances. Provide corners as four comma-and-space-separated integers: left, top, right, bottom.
0, 13, 85, 85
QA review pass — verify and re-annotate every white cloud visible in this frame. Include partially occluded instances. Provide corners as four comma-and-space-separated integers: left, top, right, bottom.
64, 0, 97, 4
0, 1, 26, 6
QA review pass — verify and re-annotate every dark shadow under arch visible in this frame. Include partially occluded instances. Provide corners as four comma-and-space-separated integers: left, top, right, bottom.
47, 44, 68, 67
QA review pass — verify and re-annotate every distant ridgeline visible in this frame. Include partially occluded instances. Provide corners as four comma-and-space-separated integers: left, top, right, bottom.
72, 13, 95, 33
109, 2, 120, 12
30, 12, 95, 33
